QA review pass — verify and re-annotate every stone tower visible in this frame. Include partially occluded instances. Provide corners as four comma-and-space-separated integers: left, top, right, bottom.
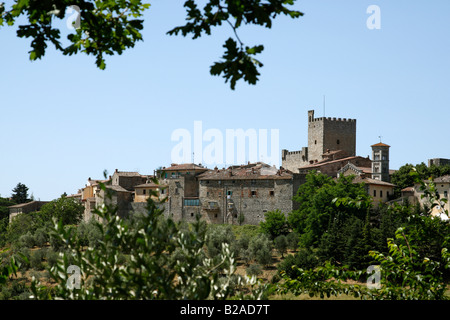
307, 110, 357, 164
371, 142, 390, 182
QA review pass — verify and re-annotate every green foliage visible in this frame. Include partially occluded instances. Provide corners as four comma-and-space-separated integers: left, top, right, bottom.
0, 197, 16, 245
0, 249, 21, 288
248, 233, 273, 267
277, 248, 319, 280
76, 219, 103, 249
6, 213, 36, 245
280, 165, 450, 300
167, 0, 303, 89
1, 0, 302, 89
38, 196, 84, 226
0, 0, 150, 70
246, 264, 263, 277
11, 183, 30, 204
18, 232, 36, 249
289, 171, 371, 248
274, 235, 288, 258
259, 209, 288, 240
31, 184, 266, 300
391, 162, 450, 197
285, 232, 299, 251
206, 224, 237, 258
30, 250, 45, 270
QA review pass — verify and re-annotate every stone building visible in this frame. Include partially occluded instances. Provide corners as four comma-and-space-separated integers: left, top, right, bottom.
195, 162, 305, 225
371, 142, 391, 182
428, 158, 450, 167
282, 109, 357, 173
337, 142, 396, 204
161, 163, 209, 222
8, 201, 49, 223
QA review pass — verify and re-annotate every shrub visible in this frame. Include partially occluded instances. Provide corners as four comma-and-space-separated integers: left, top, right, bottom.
286, 232, 300, 251
259, 210, 288, 240
206, 224, 236, 258
249, 233, 273, 267
274, 235, 288, 258
18, 232, 35, 248
33, 227, 49, 247
277, 248, 320, 280
45, 249, 59, 268
31, 194, 267, 300
246, 264, 263, 277
30, 249, 45, 270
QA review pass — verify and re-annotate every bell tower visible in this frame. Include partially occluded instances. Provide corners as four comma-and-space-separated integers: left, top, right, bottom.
371, 142, 390, 182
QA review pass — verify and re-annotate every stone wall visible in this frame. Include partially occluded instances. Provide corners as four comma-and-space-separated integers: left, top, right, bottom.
197, 175, 305, 226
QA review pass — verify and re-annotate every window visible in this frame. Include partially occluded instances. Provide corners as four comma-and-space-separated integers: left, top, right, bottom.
315, 140, 317, 145
191, 212, 194, 217
143, 189, 146, 195
380, 190, 383, 198
184, 199, 200, 206
251, 190, 257, 197
387, 191, 390, 198
445, 191, 448, 198
337, 139, 340, 145
227, 190, 233, 196
373, 190, 376, 197
161, 189, 166, 195
269, 191, 274, 196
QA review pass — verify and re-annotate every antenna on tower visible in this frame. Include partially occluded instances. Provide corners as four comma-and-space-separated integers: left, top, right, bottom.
379, 136, 382, 143
323, 95, 326, 117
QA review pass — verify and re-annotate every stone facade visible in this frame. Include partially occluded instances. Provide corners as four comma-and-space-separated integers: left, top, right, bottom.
371, 143, 390, 182
282, 109, 357, 173
300, 156, 372, 178
196, 163, 305, 225
8, 201, 49, 223
428, 158, 450, 167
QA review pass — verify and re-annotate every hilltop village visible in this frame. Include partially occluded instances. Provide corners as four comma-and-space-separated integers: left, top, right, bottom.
9, 110, 450, 224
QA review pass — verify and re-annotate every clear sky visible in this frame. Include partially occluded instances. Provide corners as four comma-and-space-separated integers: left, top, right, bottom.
1, 0, 450, 201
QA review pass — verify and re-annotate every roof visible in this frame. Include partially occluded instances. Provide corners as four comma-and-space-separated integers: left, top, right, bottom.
197, 162, 293, 180
8, 200, 49, 209
134, 182, 168, 188
105, 185, 131, 192
401, 186, 415, 192
113, 170, 142, 177
300, 156, 370, 169
352, 176, 396, 187
163, 163, 208, 171
371, 142, 391, 148
434, 175, 450, 183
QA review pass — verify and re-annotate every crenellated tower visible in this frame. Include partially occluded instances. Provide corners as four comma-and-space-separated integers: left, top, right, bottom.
307, 110, 357, 164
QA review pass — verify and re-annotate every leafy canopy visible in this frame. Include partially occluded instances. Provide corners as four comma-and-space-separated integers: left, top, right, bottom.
0, 0, 303, 89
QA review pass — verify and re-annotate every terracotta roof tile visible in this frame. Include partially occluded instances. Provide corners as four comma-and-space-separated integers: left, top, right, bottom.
198, 162, 293, 180
163, 163, 208, 171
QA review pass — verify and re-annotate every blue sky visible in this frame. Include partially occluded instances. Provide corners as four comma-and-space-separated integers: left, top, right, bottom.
1, 0, 450, 201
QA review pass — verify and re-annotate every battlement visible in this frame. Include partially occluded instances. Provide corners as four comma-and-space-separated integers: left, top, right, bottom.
308, 109, 356, 124
311, 117, 356, 123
